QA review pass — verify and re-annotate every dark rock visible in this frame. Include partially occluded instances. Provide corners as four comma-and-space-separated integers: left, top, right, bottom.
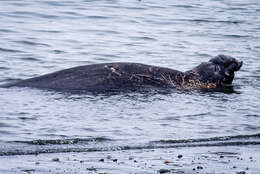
52, 158, 60, 162
99, 159, 104, 162
197, 166, 203, 170
236, 171, 246, 174
86, 167, 97, 171
158, 169, 171, 173
177, 154, 183, 159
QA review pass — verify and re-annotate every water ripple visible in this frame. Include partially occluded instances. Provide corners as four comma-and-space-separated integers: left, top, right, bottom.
0, 47, 23, 53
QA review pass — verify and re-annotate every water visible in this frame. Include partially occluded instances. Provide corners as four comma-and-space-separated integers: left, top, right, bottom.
0, 0, 260, 173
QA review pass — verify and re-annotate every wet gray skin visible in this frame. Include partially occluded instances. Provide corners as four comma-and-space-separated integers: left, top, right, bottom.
2, 55, 243, 92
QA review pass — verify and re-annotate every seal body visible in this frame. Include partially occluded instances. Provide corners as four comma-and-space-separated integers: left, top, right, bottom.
2, 55, 243, 92
4, 63, 184, 92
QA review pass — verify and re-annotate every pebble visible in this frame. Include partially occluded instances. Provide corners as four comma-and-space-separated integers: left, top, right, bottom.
99, 159, 105, 162
107, 155, 112, 159
158, 169, 171, 173
35, 162, 40, 165
177, 155, 183, 159
113, 159, 118, 162
128, 156, 134, 160
52, 158, 60, 162
164, 160, 172, 164
86, 167, 97, 171
197, 166, 203, 170
220, 155, 224, 158
236, 171, 246, 174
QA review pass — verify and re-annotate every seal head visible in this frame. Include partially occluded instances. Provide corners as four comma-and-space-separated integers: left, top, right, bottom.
185, 55, 243, 89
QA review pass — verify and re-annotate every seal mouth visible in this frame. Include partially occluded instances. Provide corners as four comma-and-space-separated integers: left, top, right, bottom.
221, 60, 243, 85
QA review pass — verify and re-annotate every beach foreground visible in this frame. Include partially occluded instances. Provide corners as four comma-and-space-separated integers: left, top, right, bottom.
0, 145, 259, 174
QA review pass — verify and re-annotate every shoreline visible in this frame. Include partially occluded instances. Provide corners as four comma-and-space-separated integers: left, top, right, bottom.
0, 145, 259, 174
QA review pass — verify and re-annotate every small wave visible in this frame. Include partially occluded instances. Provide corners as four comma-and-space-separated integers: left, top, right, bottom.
131, 36, 157, 41
14, 41, 50, 47
21, 57, 42, 62
1, 133, 259, 156
221, 34, 250, 38
170, 4, 197, 8
183, 19, 242, 24
11, 11, 58, 19
1, 140, 259, 157
0, 29, 15, 33
33, 29, 62, 33
0, 47, 23, 53
86, 15, 113, 20
0, 67, 9, 70
152, 133, 260, 144
13, 137, 113, 145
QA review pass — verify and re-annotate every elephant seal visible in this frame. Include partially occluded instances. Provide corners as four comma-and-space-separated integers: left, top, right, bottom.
2, 55, 243, 92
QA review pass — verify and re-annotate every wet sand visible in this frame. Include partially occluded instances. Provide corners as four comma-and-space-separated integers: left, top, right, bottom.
0, 145, 259, 174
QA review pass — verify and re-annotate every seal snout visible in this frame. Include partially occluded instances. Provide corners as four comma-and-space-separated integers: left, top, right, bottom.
235, 61, 243, 71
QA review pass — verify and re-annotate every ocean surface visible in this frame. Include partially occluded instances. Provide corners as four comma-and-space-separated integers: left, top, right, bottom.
0, 0, 260, 173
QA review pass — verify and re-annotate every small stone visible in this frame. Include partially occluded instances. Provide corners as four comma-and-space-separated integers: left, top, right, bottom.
22, 169, 35, 173
52, 158, 60, 162
192, 168, 196, 171
107, 155, 112, 159
197, 166, 203, 170
99, 159, 104, 162
35, 162, 40, 165
249, 157, 253, 159
177, 155, 183, 159
134, 160, 137, 163
80, 160, 84, 163
220, 155, 224, 158
158, 169, 171, 173
86, 167, 97, 171
113, 159, 118, 162
233, 166, 237, 168
164, 160, 171, 164
236, 171, 246, 174
128, 156, 134, 160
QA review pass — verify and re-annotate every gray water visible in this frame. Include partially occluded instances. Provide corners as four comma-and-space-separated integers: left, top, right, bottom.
0, 0, 260, 171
